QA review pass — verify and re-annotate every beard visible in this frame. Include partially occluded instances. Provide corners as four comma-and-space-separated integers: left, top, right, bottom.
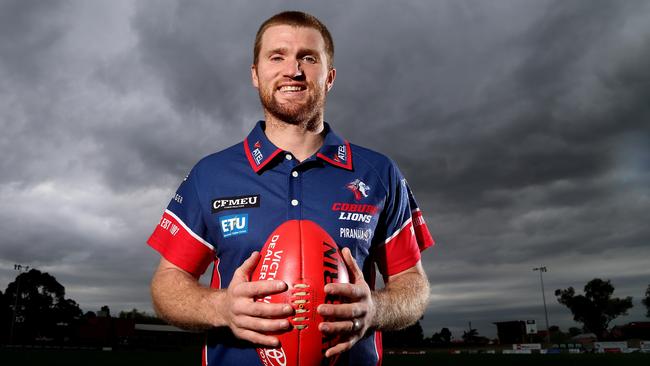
258, 81, 326, 131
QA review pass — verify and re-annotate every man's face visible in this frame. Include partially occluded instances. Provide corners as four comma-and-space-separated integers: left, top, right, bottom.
252, 25, 336, 127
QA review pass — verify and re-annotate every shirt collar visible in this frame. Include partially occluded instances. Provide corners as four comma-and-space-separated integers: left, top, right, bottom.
243, 121, 354, 173
315, 123, 354, 170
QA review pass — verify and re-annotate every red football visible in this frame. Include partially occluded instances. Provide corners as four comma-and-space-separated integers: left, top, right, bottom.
251, 220, 349, 366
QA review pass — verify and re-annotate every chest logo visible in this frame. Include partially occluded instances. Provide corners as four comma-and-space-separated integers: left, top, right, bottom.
338, 212, 372, 223
340, 227, 373, 242
346, 179, 370, 201
211, 194, 260, 213
219, 214, 249, 238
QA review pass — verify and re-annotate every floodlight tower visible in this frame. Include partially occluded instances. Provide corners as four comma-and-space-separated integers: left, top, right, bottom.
532, 266, 550, 344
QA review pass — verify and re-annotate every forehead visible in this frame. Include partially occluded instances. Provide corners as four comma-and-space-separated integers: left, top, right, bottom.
259, 25, 326, 53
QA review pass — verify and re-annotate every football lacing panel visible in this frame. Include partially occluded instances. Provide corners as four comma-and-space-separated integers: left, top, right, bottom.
291, 282, 311, 330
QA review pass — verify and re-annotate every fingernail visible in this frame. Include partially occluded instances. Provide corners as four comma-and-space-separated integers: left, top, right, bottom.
321, 324, 329, 332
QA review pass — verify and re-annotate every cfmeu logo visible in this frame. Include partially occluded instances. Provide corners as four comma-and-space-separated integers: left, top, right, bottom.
211, 194, 260, 213
219, 214, 248, 238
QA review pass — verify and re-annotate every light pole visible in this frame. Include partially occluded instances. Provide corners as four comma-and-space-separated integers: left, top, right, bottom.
532, 266, 550, 345
10, 264, 30, 344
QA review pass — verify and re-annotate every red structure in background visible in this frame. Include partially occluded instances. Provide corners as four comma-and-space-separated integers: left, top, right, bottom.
611, 322, 650, 340
76, 317, 201, 349
77, 317, 135, 346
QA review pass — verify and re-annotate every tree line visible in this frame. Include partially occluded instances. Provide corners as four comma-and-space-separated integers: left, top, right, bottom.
0, 269, 159, 344
1, 269, 649, 345
385, 278, 649, 346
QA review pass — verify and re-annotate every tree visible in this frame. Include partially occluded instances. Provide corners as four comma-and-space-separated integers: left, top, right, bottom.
118, 308, 166, 324
4, 269, 82, 343
99, 305, 111, 318
641, 285, 650, 318
555, 278, 633, 339
461, 327, 489, 345
439, 327, 452, 344
427, 327, 452, 347
462, 328, 479, 344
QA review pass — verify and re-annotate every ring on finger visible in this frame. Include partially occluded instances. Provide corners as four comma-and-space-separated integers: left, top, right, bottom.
351, 319, 361, 332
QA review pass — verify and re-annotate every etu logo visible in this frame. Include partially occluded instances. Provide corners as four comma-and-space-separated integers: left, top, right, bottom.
219, 214, 248, 238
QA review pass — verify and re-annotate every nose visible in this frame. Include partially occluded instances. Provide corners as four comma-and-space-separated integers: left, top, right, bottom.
283, 59, 303, 78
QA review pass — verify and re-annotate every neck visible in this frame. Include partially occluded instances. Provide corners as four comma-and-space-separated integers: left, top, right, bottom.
264, 116, 325, 162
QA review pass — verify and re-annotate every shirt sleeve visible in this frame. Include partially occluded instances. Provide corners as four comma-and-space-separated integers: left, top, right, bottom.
147, 168, 215, 278
405, 181, 435, 251
374, 163, 434, 277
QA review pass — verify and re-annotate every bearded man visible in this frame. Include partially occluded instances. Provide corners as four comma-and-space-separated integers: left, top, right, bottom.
148, 11, 434, 366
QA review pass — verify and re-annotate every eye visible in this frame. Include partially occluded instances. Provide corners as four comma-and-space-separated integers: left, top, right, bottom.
301, 55, 317, 64
270, 55, 284, 62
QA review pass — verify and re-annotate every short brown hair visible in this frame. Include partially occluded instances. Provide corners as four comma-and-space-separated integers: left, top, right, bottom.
253, 11, 334, 69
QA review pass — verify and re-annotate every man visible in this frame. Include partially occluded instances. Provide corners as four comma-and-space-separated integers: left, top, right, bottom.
148, 11, 434, 366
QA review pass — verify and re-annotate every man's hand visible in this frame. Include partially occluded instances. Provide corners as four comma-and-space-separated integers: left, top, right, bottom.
317, 247, 376, 358
151, 252, 293, 347
218, 251, 294, 346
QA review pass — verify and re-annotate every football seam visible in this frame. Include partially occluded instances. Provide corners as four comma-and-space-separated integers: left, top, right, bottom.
298, 219, 304, 362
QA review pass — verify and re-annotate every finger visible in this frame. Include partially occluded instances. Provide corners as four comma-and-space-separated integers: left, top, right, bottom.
234, 314, 291, 333
235, 328, 282, 347
324, 337, 357, 358
323, 282, 364, 301
318, 319, 358, 335
317, 302, 364, 319
234, 300, 293, 318
234, 279, 288, 298
341, 247, 363, 283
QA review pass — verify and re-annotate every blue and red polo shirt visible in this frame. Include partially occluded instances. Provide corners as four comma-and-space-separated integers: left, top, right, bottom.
148, 121, 434, 366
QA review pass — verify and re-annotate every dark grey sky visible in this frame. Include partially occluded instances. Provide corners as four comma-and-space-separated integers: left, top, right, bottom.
1, 0, 649, 339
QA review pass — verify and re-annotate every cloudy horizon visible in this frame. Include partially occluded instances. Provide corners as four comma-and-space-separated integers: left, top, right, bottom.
1, 0, 649, 339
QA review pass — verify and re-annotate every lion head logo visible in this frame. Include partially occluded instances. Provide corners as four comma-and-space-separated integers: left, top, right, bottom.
346, 179, 370, 201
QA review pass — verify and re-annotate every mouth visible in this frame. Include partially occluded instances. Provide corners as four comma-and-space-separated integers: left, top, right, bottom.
277, 84, 307, 93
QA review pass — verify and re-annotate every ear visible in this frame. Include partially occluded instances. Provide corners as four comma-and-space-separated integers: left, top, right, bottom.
251, 64, 259, 89
326, 67, 336, 92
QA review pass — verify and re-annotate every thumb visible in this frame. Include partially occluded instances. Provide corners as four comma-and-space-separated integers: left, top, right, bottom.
341, 247, 363, 284
232, 251, 260, 284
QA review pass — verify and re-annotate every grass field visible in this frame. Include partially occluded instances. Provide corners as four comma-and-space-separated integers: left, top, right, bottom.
2, 348, 649, 365
383, 352, 650, 366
